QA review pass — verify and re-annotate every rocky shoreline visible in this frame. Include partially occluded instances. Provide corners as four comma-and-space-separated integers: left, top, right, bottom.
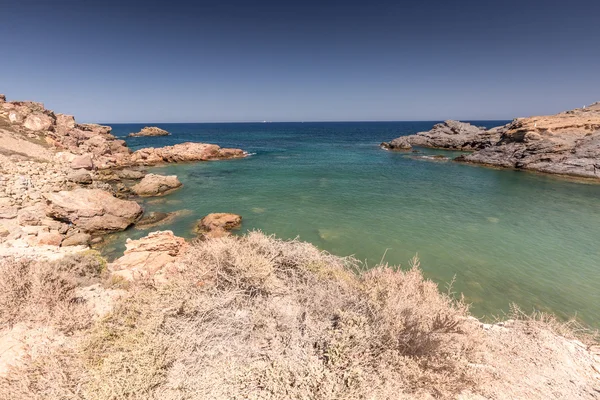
382, 102, 600, 180
0, 94, 246, 259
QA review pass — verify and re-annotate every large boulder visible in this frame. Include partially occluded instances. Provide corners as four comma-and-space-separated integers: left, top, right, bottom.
110, 231, 187, 282
131, 142, 246, 165
194, 213, 242, 238
70, 154, 94, 170
131, 174, 182, 196
128, 126, 170, 137
44, 189, 143, 233
23, 112, 55, 132
382, 120, 499, 151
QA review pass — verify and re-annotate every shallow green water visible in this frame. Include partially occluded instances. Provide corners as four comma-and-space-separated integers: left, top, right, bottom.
102, 122, 600, 326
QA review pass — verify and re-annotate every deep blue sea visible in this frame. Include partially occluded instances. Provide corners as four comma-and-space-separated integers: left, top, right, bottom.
102, 121, 600, 326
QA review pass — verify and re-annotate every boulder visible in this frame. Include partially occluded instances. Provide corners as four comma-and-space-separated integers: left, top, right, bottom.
116, 169, 145, 180
131, 174, 182, 196
23, 112, 54, 132
61, 232, 91, 247
195, 213, 242, 238
0, 94, 6, 102
36, 231, 63, 246
110, 231, 187, 282
44, 188, 143, 233
131, 142, 246, 165
55, 114, 76, 133
71, 154, 94, 170
68, 170, 93, 184
128, 126, 170, 137
135, 211, 176, 229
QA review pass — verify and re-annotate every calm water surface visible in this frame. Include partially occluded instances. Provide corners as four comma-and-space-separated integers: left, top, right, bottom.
102, 122, 600, 327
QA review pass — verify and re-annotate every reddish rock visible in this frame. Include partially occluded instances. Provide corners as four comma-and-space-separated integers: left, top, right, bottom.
44, 188, 143, 233
131, 174, 182, 196
37, 231, 63, 246
195, 213, 242, 238
70, 154, 94, 170
131, 142, 246, 165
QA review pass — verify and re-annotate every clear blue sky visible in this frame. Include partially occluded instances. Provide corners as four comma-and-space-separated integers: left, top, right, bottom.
1, 0, 599, 123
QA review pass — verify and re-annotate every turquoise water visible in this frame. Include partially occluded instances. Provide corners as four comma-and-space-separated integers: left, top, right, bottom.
103, 122, 600, 327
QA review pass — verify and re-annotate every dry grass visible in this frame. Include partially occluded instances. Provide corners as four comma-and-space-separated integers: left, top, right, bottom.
1, 232, 598, 399
0, 251, 105, 332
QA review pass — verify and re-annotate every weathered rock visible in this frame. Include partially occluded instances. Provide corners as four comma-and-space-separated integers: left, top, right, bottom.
70, 154, 94, 170
0, 94, 6, 103
131, 174, 182, 196
116, 169, 145, 180
61, 232, 91, 247
382, 120, 499, 151
55, 114, 76, 133
195, 213, 242, 238
131, 142, 246, 165
459, 102, 600, 179
68, 170, 93, 184
110, 231, 187, 282
37, 231, 63, 246
128, 126, 170, 137
23, 112, 55, 132
44, 188, 143, 233
135, 211, 175, 228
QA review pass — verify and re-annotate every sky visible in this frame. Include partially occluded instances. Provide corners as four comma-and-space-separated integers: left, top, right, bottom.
1, 0, 599, 123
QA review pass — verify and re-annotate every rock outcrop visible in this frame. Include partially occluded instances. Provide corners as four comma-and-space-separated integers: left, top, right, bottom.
382, 103, 600, 180
131, 173, 182, 197
44, 189, 143, 234
458, 103, 600, 179
382, 120, 500, 151
131, 143, 246, 165
128, 126, 170, 137
195, 213, 242, 238
110, 230, 187, 282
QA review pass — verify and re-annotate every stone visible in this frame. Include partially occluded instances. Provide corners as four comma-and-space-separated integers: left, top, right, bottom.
37, 231, 63, 246
110, 231, 187, 282
195, 213, 242, 238
131, 174, 182, 197
128, 126, 170, 137
0, 94, 6, 102
68, 170, 93, 184
55, 114, 76, 133
23, 112, 54, 132
44, 188, 143, 233
17, 210, 42, 226
116, 169, 146, 180
61, 232, 91, 247
135, 211, 175, 228
0, 206, 18, 219
70, 154, 94, 170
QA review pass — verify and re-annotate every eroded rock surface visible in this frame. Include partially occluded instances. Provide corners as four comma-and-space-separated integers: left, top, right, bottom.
131, 142, 246, 165
195, 213, 242, 238
459, 103, 600, 179
382, 120, 499, 151
128, 126, 170, 137
131, 173, 182, 196
110, 230, 187, 282
44, 189, 143, 233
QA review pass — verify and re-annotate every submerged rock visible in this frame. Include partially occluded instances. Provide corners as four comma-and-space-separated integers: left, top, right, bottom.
128, 126, 170, 137
195, 213, 242, 238
131, 173, 182, 196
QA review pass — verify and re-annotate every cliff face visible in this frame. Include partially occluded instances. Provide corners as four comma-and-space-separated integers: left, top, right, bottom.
382, 103, 600, 180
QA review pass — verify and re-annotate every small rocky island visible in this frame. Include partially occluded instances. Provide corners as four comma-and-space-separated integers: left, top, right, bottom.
382, 102, 600, 180
128, 126, 170, 137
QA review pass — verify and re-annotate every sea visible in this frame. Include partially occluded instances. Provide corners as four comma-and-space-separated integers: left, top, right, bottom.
101, 121, 600, 327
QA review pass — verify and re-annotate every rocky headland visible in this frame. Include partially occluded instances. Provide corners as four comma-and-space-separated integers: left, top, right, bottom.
382, 102, 600, 180
0, 94, 246, 258
128, 126, 170, 137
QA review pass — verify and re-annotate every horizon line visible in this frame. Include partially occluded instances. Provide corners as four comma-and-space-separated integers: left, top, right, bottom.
97, 118, 513, 125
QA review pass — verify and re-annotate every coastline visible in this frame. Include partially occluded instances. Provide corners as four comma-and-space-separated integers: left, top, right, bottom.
1, 95, 600, 398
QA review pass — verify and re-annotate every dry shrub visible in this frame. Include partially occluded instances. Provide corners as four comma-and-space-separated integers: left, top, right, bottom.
0, 252, 104, 332
77, 232, 482, 399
